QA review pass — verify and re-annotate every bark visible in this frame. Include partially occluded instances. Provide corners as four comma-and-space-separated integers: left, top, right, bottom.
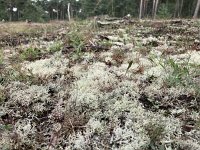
63, 4, 65, 20
174, 0, 179, 18
152, 0, 156, 17
9, 2, 12, 21
144, 0, 149, 17
153, 0, 159, 19
193, 0, 200, 18
179, 0, 184, 17
143, 0, 146, 17
111, 0, 114, 16
142, 0, 145, 17
139, 0, 143, 19
174, 0, 183, 18
68, 3, 71, 21
57, 3, 59, 20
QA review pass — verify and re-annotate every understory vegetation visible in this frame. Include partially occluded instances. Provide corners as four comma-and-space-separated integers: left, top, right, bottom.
0, 19, 200, 150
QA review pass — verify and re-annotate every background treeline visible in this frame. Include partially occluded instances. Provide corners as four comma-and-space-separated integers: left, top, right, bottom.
0, 0, 200, 22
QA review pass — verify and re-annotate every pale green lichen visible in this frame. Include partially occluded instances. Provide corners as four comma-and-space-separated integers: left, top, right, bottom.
66, 61, 182, 149
9, 84, 50, 107
23, 52, 69, 77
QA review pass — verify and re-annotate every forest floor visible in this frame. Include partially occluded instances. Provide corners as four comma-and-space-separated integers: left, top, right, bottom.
0, 19, 200, 150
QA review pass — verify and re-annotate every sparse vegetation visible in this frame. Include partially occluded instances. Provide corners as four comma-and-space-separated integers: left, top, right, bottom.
0, 88, 5, 104
0, 49, 3, 65
162, 58, 200, 95
112, 49, 125, 65
0, 19, 200, 150
145, 122, 165, 150
48, 41, 63, 54
67, 24, 93, 60
20, 47, 42, 61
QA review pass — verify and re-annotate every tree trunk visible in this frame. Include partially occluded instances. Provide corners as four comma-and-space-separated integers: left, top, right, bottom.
144, 0, 149, 18
139, 0, 143, 19
9, 2, 12, 21
174, 0, 179, 18
111, 0, 114, 16
152, 0, 156, 17
143, 0, 146, 17
174, 0, 183, 18
193, 0, 200, 18
68, 3, 71, 21
57, 3, 59, 20
179, 0, 184, 17
63, 4, 65, 20
153, 0, 159, 19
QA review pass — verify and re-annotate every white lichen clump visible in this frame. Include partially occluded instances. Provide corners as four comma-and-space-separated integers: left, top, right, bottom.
142, 36, 159, 45
9, 84, 49, 107
70, 62, 118, 109
1, 20, 200, 150
66, 62, 182, 149
23, 52, 69, 77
